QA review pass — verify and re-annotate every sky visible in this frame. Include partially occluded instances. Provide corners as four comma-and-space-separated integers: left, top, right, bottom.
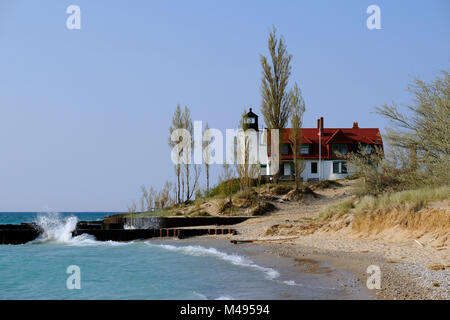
0, 0, 449, 212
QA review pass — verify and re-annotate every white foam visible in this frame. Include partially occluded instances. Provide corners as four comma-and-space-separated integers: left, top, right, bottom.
191, 291, 208, 300
34, 212, 78, 243
149, 243, 280, 280
31, 212, 126, 247
215, 295, 236, 300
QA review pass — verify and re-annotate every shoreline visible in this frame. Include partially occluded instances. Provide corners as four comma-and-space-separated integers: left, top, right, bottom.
150, 236, 375, 300
175, 234, 449, 300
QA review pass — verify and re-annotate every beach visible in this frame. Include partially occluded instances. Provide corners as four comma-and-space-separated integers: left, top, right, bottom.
197, 180, 449, 300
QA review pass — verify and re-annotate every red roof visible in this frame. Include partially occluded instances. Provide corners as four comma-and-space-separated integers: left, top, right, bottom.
268, 127, 383, 160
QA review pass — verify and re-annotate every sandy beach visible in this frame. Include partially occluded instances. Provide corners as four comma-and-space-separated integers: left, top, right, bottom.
192, 180, 449, 300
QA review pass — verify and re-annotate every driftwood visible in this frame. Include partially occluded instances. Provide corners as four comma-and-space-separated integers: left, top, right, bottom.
231, 236, 299, 244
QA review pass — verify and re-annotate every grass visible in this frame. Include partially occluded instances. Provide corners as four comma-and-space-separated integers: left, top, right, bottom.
319, 199, 355, 219
355, 185, 449, 213
125, 207, 179, 218
320, 185, 450, 219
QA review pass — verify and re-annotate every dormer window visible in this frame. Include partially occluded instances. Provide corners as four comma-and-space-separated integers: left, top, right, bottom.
281, 143, 290, 155
300, 144, 309, 155
361, 144, 372, 154
332, 143, 348, 156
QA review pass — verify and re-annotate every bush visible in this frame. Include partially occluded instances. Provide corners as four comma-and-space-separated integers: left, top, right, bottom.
309, 180, 342, 190
209, 178, 241, 197
270, 184, 293, 195
217, 198, 233, 214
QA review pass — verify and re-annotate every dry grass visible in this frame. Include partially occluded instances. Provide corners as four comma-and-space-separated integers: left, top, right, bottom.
314, 185, 450, 244
352, 206, 450, 234
354, 185, 449, 214
320, 185, 449, 219
309, 180, 342, 191
351, 186, 450, 234
319, 199, 355, 220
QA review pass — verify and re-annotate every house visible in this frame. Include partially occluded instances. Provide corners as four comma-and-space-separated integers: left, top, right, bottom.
244, 110, 383, 181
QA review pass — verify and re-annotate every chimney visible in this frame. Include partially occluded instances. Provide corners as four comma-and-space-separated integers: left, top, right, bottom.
320, 117, 324, 131
352, 122, 359, 129
317, 118, 321, 129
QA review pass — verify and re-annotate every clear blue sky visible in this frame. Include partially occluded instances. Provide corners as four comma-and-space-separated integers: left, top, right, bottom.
0, 0, 449, 211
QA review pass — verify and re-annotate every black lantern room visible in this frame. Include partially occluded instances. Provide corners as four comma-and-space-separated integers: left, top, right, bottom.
243, 108, 259, 131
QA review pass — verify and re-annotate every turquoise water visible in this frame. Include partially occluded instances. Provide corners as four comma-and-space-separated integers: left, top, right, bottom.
0, 213, 367, 299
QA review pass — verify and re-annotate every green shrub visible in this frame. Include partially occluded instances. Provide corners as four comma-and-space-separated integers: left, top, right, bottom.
209, 178, 241, 197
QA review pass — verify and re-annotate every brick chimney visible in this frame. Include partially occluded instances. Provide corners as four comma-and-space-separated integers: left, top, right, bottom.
352, 122, 359, 129
317, 117, 324, 132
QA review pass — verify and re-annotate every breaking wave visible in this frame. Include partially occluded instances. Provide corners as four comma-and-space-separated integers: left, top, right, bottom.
31, 212, 123, 246
149, 243, 280, 280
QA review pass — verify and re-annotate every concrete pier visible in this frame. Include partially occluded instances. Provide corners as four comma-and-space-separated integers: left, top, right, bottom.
0, 217, 243, 244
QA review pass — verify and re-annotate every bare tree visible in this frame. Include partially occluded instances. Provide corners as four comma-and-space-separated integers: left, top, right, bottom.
376, 71, 450, 186
146, 186, 156, 211
288, 83, 306, 190
260, 26, 293, 183
220, 162, 235, 215
169, 105, 183, 204
180, 106, 198, 201
185, 164, 201, 201
140, 186, 147, 212
203, 122, 211, 196
127, 201, 137, 215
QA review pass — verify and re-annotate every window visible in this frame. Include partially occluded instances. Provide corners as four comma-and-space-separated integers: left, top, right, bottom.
311, 162, 318, 174
332, 144, 348, 155
281, 143, 290, 155
333, 161, 348, 174
260, 164, 267, 175
300, 144, 309, 155
333, 162, 340, 173
283, 163, 291, 176
246, 118, 255, 124
361, 144, 372, 155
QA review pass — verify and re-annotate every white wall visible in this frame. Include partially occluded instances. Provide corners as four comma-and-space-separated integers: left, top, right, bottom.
264, 159, 350, 181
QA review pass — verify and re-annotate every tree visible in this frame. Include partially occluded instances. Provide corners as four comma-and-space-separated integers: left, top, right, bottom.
168, 105, 183, 204
260, 26, 293, 183
220, 162, 235, 215
288, 83, 306, 190
178, 106, 201, 202
203, 123, 211, 196
140, 186, 148, 212
169, 105, 200, 202
376, 71, 450, 186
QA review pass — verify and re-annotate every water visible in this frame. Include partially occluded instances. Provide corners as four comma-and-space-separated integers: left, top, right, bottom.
0, 212, 369, 299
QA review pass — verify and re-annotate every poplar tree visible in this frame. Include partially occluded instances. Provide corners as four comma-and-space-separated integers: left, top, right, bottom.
168, 105, 183, 204
260, 26, 293, 183
288, 83, 306, 190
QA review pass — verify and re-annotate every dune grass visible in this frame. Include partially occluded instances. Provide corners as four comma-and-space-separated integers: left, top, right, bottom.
320, 185, 449, 219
